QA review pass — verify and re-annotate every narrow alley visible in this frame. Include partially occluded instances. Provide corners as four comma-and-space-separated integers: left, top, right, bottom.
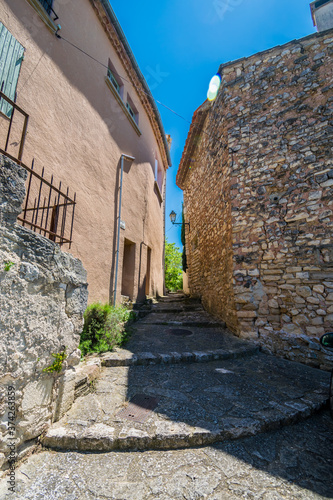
1, 294, 332, 499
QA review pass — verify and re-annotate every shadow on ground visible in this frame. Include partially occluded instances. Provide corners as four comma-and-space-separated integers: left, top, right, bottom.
40, 294, 333, 499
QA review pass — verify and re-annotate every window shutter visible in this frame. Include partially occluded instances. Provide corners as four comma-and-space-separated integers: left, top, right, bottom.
0, 23, 24, 117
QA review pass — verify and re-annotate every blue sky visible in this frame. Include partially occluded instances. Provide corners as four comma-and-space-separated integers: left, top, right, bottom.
110, 0, 316, 250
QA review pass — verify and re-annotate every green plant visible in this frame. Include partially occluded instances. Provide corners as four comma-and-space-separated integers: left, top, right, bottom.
43, 349, 67, 373
79, 302, 134, 355
165, 237, 183, 292
4, 261, 14, 272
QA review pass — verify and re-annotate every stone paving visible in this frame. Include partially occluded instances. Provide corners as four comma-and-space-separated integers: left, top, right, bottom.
1, 411, 332, 499
1, 293, 333, 498
42, 294, 330, 452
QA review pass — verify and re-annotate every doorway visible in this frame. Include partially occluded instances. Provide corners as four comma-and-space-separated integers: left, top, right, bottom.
121, 239, 136, 300
145, 247, 151, 296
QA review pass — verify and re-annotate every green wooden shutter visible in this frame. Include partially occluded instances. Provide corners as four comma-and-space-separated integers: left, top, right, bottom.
0, 23, 24, 117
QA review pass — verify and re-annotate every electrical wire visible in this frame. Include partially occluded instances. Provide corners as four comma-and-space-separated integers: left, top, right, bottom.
57, 33, 193, 126
56, 32, 231, 150
52, 30, 236, 156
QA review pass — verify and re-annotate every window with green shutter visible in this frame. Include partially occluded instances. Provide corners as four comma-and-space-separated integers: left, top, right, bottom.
0, 23, 24, 117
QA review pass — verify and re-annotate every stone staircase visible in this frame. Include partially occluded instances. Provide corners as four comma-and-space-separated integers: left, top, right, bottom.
43, 293, 330, 452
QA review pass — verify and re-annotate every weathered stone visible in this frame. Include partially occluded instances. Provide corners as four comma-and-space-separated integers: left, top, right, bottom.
236, 311, 257, 318
21, 379, 54, 412
296, 286, 312, 298
176, 29, 333, 368
0, 158, 88, 463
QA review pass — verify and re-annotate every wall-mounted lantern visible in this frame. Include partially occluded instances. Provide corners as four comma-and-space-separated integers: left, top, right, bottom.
169, 211, 190, 231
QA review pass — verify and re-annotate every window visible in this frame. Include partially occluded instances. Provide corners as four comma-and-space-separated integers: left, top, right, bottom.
105, 62, 141, 136
154, 158, 164, 190
37, 0, 54, 16
0, 23, 24, 117
107, 59, 123, 97
26, 0, 58, 30
126, 94, 139, 125
107, 69, 120, 93
154, 158, 164, 202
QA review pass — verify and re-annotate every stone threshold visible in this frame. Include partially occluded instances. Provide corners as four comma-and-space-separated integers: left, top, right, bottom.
100, 345, 259, 367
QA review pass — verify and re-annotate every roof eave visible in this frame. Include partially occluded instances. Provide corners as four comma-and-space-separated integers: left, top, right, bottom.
176, 100, 211, 190
97, 0, 172, 167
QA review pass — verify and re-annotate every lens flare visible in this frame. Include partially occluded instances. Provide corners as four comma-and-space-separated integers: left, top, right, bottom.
207, 74, 221, 101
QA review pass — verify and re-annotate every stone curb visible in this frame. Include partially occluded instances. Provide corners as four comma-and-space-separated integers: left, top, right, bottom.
42, 393, 328, 452
100, 345, 259, 367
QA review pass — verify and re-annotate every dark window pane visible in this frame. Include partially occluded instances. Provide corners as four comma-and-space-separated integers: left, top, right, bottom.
38, 0, 54, 15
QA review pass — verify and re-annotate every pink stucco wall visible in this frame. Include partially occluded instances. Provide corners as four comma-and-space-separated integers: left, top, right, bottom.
0, 0, 169, 303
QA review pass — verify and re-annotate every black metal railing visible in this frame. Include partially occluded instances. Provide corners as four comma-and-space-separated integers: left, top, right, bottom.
17, 159, 76, 247
0, 89, 76, 247
0, 88, 29, 163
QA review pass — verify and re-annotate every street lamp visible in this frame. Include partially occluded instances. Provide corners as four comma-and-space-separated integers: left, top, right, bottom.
169, 211, 190, 231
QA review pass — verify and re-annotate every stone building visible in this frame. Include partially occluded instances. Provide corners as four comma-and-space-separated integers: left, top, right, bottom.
177, 6, 333, 368
0, 0, 171, 304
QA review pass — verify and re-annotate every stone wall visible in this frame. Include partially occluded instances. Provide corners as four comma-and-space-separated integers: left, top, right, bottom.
0, 155, 88, 468
178, 29, 333, 369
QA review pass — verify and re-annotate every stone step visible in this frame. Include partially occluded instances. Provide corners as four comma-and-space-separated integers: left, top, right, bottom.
157, 294, 195, 303
104, 324, 249, 363
100, 344, 259, 367
139, 311, 225, 329
43, 353, 330, 453
151, 306, 204, 313
139, 321, 225, 329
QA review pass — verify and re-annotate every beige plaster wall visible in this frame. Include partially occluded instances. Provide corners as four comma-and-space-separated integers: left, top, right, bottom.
0, 0, 167, 303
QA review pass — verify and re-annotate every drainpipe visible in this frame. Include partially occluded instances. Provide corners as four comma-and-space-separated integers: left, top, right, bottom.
114, 154, 135, 306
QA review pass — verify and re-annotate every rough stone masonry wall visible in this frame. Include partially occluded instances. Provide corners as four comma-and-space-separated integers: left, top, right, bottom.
183, 108, 238, 332
0, 155, 88, 468
218, 29, 333, 368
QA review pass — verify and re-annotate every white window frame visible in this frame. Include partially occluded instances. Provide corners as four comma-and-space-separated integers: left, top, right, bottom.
153, 158, 164, 202
105, 65, 141, 136
126, 94, 139, 125
107, 59, 124, 98
26, 0, 58, 33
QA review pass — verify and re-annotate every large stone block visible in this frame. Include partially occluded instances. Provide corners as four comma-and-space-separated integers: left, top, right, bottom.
0, 156, 88, 463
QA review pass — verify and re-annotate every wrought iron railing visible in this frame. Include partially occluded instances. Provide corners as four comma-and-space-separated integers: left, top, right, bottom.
0, 89, 29, 163
17, 159, 76, 247
0, 90, 76, 247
